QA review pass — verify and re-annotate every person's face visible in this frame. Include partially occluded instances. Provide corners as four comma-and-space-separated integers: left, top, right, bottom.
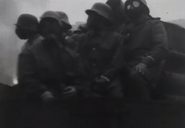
15, 26, 28, 40
38, 18, 62, 38
87, 12, 107, 30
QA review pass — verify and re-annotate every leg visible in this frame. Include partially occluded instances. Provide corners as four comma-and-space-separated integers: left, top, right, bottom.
107, 77, 124, 97
125, 71, 151, 100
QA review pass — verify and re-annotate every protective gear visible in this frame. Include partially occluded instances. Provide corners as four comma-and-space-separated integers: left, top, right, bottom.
15, 27, 28, 39
125, 0, 150, 19
73, 24, 89, 34
39, 11, 63, 38
56, 11, 72, 30
86, 2, 113, 23
106, 0, 122, 10
15, 14, 38, 31
40, 11, 61, 25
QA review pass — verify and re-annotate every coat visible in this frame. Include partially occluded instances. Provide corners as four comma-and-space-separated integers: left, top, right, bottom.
122, 15, 169, 82
71, 30, 124, 81
18, 37, 87, 100
21, 34, 42, 52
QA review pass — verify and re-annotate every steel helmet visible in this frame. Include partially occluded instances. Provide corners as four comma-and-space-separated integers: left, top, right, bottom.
15, 14, 38, 31
86, 2, 113, 23
106, 0, 128, 23
40, 11, 61, 24
125, 0, 150, 14
73, 23, 89, 34
55, 11, 72, 30
138, 0, 149, 14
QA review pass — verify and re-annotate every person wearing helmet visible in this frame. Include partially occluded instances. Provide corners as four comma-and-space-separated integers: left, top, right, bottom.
55, 11, 77, 49
106, 0, 128, 33
117, 0, 168, 100
71, 3, 125, 97
73, 24, 89, 35
18, 11, 87, 102
15, 14, 42, 51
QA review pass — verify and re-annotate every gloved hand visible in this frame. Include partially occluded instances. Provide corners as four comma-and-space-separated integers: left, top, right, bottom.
95, 76, 110, 83
63, 86, 77, 98
134, 63, 147, 75
94, 76, 110, 92
41, 91, 57, 103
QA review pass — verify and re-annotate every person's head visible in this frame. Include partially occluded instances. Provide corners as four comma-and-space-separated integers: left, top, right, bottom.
125, 0, 150, 20
38, 11, 63, 39
15, 14, 38, 40
73, 24, 89, 35
106, 0, 127, 24
85, 3, 113, 31
55, 11, 72, 32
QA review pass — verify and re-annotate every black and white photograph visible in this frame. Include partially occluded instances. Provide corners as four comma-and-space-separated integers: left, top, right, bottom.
1, 0, 185, 128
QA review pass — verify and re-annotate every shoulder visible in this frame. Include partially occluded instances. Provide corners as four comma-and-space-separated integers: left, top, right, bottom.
108, 31, 124, 42
34, 35, 44, 43
147, 18, 165, 28
28, 38, 45, 54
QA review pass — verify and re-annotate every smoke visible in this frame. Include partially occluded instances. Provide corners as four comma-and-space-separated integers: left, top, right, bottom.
0, 0, 49, 86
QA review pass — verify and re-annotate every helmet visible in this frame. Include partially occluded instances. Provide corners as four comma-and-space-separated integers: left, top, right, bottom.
15, 14, 38, 31
55, 11, 72, 30
40, 11, 61, 24
106, 0, 128, 23
73, 23, 89, 34
106, 0, 122, 9
138, 0, 149, 14
86, 2, 113, 23
125, 0, 150, 14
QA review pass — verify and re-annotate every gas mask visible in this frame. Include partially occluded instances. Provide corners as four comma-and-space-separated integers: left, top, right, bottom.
15, 27, 28, 40
125, 1, 145, 19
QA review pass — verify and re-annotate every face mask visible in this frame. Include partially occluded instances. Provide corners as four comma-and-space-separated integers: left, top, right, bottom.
15, 27, 28, 40
38, 18, 62, 38
125, 1, 143, 19
87, 13, 111, 31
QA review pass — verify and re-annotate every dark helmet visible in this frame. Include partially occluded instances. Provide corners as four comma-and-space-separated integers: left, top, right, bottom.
106, 0, 122, 9
106, 0, 128, 23
125, 0, 150, 15
86, 2, 113, 23
40, 11, 61, 25
73, 23, 89, 34
55, 11, 72, 30
15, 14, 38, 31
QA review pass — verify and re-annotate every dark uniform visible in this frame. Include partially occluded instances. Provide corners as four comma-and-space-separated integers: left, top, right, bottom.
73, 30, 124, 97
18, 37, 88, 100
123, 15, 168, 99
21, 34, 42, 51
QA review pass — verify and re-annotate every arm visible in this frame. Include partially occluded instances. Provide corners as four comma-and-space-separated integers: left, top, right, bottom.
141, 20, 169, 67
17, 49, 48, 100
101, 35, 126, 81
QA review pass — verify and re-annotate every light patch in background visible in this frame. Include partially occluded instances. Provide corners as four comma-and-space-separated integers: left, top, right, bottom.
16, 0, 185, 23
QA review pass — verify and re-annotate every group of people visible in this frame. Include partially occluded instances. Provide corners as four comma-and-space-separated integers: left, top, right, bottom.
15, 0, 168, 102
